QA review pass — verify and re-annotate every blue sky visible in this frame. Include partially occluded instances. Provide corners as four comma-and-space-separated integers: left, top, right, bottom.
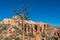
0, 0, 60, 26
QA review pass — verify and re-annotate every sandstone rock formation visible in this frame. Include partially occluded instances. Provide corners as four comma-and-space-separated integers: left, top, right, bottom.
0, 14, 59, 40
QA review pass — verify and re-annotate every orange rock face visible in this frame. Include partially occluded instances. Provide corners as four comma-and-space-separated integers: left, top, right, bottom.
34, 35, 41, 40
